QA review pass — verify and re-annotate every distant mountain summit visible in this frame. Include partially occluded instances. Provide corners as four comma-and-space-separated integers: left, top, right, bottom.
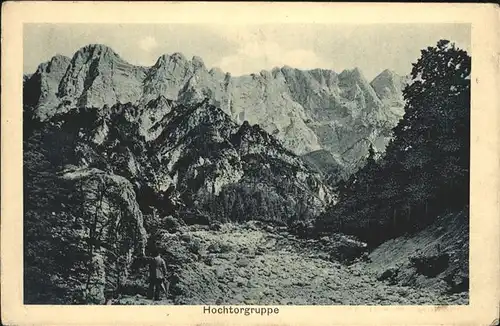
58, 44, 147, 110
24, 44, 407, 171
24, 54, 71, 118
370, 69, 409, 115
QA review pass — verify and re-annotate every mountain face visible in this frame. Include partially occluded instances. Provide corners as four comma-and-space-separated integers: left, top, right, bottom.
370, 69, 407, 105
24, 54, 71, 119
23, 45, 405, 303
23, 43, 471, 306
370, 69, 409, 118
24, 96, 333, 302
25, 44, 406, 171
93, 100, 332, 221
302, 149, 346, 185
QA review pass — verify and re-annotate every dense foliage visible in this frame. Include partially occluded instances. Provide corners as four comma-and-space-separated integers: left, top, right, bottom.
317, 40, 470, 245
24, 107, 147, 303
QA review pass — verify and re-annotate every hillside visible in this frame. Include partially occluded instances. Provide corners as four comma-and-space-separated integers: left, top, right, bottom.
115, 219, 468, 305
23, 99, 333, 303
22, 41, 469, 306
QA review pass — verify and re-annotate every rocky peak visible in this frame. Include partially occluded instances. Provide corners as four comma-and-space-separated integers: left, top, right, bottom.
154, 52, 188, 67
370, 69, 407, 104
259, 70, 272, 79
153, 54, 170, 68
234, 121, 273, 146
152, 99, 236, 151
72, 44, 121, 64
81, 43, 115, 54
308, 68, 339, 86
56, 44, 146, 111
26, 44, 406, 171
377, 69, 396, 78
338, 67, 365, 84
185, 100, 236, 129
209, 67, 224, 77
171, 52, 187, 62
337, 67, 382, 108
23, 55, 71, 117
145, 94, 173, 110
231, 120, 295, 159
30, 54, 71, 79
42, 54, 71, 73
143, 53, 196, 102
191, 56, 206, 70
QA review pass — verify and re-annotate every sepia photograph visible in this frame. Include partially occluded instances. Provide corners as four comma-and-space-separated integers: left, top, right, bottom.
2, 2, 499, 325
22, 22, 471, 306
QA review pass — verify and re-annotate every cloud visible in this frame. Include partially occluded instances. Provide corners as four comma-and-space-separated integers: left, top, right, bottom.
217, 40, 329, 76
212, 27, 329, 75
138, 36, 158, 52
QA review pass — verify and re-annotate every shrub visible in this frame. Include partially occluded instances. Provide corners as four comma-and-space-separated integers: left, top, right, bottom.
288, 219, 314, 238
408, 251, 450, 277
188, 238, 202, 255
162, 215, 183, 233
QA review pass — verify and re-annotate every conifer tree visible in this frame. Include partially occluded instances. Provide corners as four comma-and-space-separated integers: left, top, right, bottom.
318, 40, 471, 244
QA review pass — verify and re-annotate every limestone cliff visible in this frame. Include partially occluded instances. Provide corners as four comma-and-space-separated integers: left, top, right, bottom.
24, 44, 406, 170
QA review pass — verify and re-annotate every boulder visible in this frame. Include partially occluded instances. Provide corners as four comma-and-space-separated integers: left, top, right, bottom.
24, 168, 147, 304
207, 242, 221, 253
236, 258, 250, 267
409, 252, 450, 277
209, 222, 223, 231
326, 234, 368, 264
377, 266, 400, 284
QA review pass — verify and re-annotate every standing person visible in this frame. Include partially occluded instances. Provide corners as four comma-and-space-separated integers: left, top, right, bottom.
145, 249, 168, 301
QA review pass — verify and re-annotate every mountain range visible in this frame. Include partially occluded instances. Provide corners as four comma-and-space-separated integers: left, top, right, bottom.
24, 44, 408, 173
23, 44, 408, 303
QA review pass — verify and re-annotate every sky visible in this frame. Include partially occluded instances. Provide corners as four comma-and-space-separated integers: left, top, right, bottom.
24, 23, 470, 81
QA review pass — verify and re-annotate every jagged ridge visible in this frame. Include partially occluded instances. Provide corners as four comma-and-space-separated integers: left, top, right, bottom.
24, 44, 407, 171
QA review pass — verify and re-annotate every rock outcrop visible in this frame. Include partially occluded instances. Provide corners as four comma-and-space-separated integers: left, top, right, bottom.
24, 164, 147, 304
23, 54, 71, 119
58, 44, 147, 111
23, 108, 149, 304
115, 221, 468, 305
23, 97, 333, 303
24, 44, 406, 170
94, 99, 332, 224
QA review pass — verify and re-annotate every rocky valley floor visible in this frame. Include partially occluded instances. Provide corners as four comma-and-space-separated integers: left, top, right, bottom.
114, 221, 468, 306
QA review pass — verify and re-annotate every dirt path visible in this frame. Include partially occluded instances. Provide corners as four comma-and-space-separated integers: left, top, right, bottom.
114, 223, 468, 305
